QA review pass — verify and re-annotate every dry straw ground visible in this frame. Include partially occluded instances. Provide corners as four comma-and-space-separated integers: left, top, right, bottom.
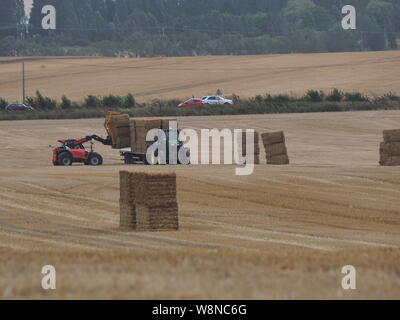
0, 110, 399, 299
0, 50, 399, 102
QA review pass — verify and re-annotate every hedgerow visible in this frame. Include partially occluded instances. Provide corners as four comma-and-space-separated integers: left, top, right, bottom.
0, 90, 398, 121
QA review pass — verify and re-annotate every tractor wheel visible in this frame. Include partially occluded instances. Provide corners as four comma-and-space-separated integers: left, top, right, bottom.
58, 152, 73, 166
87, 153, 103, 166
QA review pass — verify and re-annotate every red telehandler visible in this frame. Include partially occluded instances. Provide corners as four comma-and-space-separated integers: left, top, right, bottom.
52, 135, 111, 166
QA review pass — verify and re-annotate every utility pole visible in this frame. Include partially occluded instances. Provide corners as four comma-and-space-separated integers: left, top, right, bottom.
22, 59, 25, 104
20, 15, 28, 104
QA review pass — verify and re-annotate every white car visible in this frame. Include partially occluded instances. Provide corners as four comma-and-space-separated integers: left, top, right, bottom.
202, 96, 233, 105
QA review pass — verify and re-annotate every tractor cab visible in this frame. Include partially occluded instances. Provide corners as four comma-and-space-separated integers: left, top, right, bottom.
58, 139, 85, 149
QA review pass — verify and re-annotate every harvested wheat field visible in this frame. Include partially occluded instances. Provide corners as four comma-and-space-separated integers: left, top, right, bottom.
1, 51, 400, 102
0, 110, 400, 299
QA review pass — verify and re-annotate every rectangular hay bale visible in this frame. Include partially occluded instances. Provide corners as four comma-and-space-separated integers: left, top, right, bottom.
267, 154, 290, 165
161, 118, 177, 130
242, 144, 261, 155
380, 142, 400, 156
120, 171, 179, 231
119, 201, 137, 229
129, 118, 179, 153
241, 131, 259, 144
240, 131, 260, 160
261, 131, 285, 146
116, 125, 131, 137
119, 171, 134, 202
380, 155, 400, 166
265, 142, 287, 157
379, 156, 389, 166
383, 129, 400, 143
117, 137, 131, 149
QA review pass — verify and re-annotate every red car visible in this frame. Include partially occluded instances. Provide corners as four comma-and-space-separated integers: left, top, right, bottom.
178, 98, 204, 108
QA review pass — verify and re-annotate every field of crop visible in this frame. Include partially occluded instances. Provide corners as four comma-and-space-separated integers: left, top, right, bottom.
1, 51, 400, 103
0, 110, 399, 299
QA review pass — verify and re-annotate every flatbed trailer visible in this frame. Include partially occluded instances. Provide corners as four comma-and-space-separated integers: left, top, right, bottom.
105, 112, 190, 165
120, 147, 190, 165
120, 149, 149, 164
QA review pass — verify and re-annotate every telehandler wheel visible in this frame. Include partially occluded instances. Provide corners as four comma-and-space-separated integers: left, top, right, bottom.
58, 152, 73, 166
87, 153, 103, 166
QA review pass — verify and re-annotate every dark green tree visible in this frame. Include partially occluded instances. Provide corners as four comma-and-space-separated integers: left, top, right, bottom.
0, 0, 25, 38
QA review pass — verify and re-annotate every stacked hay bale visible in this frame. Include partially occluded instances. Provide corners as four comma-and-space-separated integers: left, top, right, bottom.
135, 172, 179, 231
240, 131, 260, 164
380, 129, 400, 166
109, 114, 130, 149
131, 119, 162, 153
119, 171, 137, 230
130, 118, 177, 153
119, 171, 179, 231
261, 131, 290, 165
161, 118, 177, 130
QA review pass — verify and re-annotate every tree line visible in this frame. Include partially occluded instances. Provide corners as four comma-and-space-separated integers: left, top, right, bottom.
0, 0, 399, 56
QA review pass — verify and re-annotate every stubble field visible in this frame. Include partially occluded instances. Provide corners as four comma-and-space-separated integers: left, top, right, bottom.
0, 50, 399, 103
0, 110, 399, 299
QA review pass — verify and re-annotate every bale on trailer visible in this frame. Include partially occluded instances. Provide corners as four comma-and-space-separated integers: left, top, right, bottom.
129, 119, 137, 149
109, 115, 178, 153
119, 171, 179, 231
161, 118, 177, 130
108, 114, 130, 149
130, 118, 163, 153
115, 125, 131, 149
